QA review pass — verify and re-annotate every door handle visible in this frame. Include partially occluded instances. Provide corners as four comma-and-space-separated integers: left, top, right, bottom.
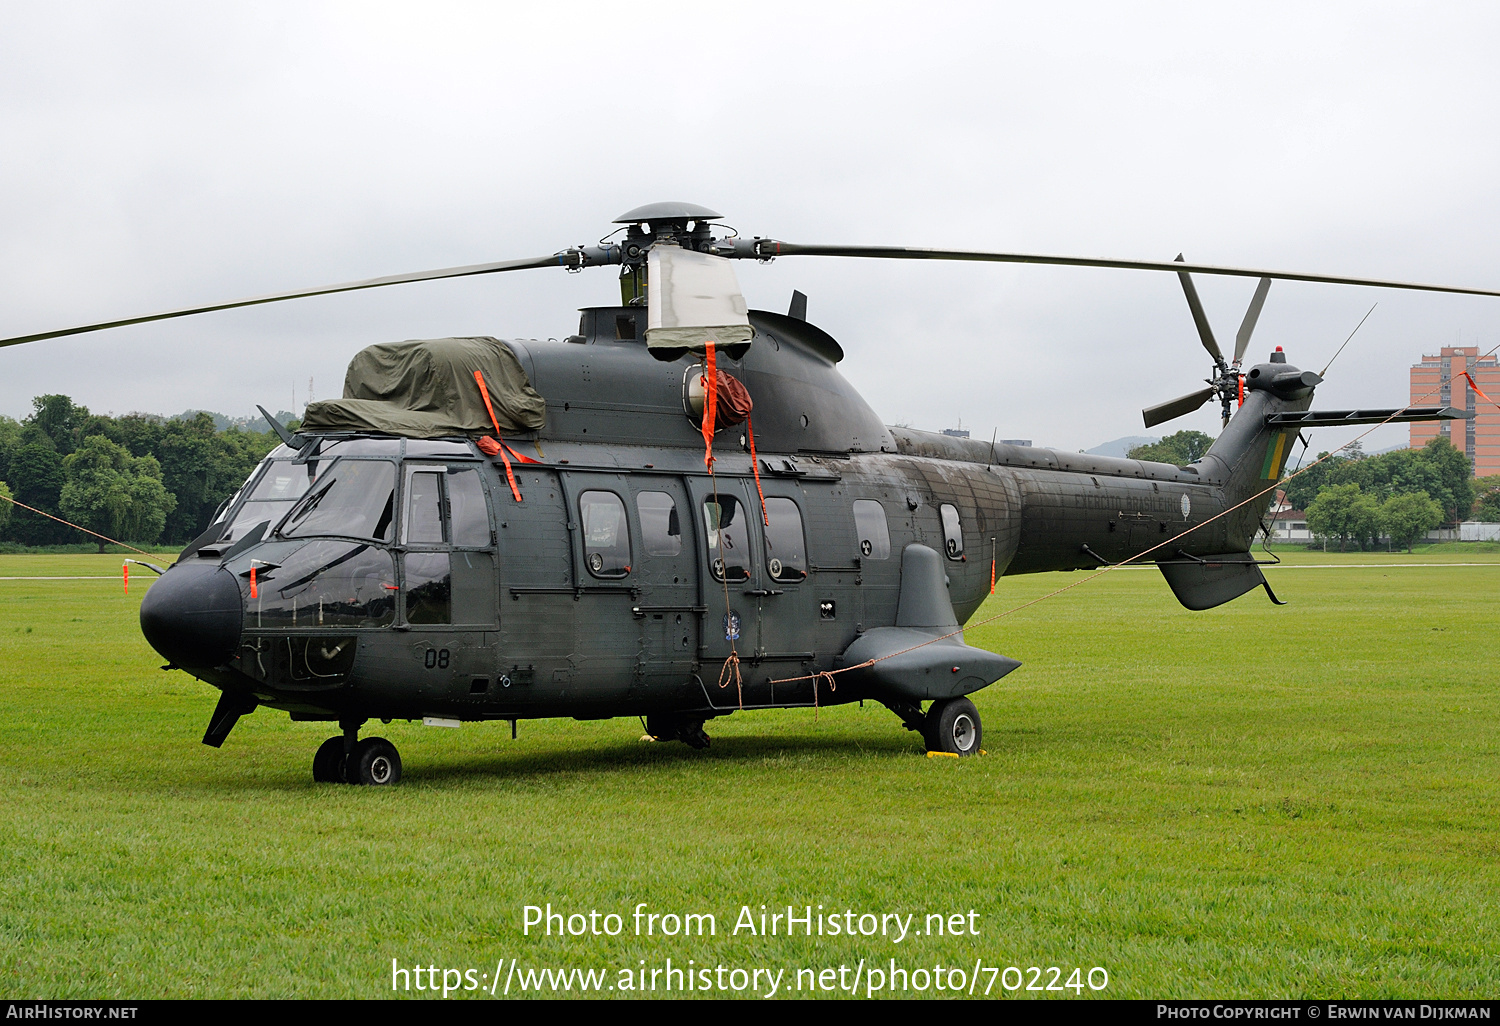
741, 588, 784, 597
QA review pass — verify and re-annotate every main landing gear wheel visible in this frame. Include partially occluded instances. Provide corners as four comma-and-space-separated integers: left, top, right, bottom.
312, 736, 346, 782
348, 737, 403, 785
924, 697, 982, 756
645, 714, 711, 749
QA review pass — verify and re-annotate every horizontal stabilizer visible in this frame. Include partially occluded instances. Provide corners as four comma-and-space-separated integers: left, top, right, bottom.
1158, 553, 1268, 611
1266, 407, 1467, 428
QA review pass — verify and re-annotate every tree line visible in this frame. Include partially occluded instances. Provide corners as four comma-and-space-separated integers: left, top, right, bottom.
0, 395, 282, 550
1129, 429, 1489, 552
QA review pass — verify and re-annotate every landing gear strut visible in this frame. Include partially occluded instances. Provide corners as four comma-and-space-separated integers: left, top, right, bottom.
645, 713, 711, 749
312, 719, 403, 785
883, 697, 983, 756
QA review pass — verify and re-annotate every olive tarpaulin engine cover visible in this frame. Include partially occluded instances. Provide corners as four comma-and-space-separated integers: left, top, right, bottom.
301, 336, 546, 438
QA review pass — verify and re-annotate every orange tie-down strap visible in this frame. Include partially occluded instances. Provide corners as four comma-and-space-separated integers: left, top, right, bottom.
701, 342, 718, 469
473, 370, 544, 502
475, 434, 541, 464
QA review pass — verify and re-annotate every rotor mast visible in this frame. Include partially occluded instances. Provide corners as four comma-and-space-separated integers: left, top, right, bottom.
608, 202, 725, 306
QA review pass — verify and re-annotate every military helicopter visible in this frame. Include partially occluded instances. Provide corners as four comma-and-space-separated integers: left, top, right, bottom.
2, 202, 1481, 785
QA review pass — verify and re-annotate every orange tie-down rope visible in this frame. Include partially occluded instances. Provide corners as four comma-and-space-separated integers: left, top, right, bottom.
746, 415, 768, 527
768, 339, 1500, 692
0, 492, 164, 560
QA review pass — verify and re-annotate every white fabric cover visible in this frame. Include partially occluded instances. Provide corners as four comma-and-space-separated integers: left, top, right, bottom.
644, 244, 754, 350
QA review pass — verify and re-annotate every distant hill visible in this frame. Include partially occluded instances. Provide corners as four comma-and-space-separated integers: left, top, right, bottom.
1086, 435, 1158, 459
171, 409, 296, 433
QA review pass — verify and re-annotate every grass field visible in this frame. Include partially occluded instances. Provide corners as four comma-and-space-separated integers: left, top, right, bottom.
1, 550, 1497, 999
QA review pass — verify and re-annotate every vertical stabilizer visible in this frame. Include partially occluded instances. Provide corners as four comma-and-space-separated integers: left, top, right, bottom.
1158, 351, 1317, 609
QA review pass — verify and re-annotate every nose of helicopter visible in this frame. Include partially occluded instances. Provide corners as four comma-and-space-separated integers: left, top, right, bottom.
139, 561, 243, 669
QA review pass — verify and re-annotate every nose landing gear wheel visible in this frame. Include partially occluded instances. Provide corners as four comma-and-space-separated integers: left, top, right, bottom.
312, 736, 346, 783
348, 737, 402, 785
924, 697, 981, 756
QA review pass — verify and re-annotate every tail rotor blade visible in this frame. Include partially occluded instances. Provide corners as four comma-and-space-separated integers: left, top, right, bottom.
1143, 385, 1216, 429
1174, 255, 1224, 366
1233, 277, 1272, 365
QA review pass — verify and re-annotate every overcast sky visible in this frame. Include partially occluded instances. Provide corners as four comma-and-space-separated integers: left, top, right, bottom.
2, 2, 1497, 454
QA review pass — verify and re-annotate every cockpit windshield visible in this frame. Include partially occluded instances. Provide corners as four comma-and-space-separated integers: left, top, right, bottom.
220, 459, 316, 543
280, 459, 396, 543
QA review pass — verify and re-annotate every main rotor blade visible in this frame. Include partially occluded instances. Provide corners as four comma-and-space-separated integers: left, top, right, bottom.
1175, 255, 1223, 366
1142, 385, 1216, 429
1234, 277, 1272, 365
0, 253, 569, 348
753, 242, 1500, 299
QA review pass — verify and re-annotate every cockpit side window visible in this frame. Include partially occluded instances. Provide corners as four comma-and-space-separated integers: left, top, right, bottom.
404, 470, 446, 545
396, 464, 492, 626
446, 467, 492, 548
404, 552, 452, 624
401, 464, 493, 549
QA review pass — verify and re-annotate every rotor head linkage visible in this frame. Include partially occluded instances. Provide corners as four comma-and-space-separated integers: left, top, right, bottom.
611, 203, 727, 304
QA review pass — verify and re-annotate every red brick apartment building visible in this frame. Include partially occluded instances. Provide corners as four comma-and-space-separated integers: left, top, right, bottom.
1410, 346, 1500, 477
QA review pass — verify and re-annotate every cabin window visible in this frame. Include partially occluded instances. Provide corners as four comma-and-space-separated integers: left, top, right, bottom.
702, 496, 752, 582
404, 551, 452, 624
579, 491, 631, 578
281, 459, 395, 543
637, 491, 682, 556
940, 503, 964, 559
851, 499, 890, 560
247, 540, 396, 628
763, 497, 808, 582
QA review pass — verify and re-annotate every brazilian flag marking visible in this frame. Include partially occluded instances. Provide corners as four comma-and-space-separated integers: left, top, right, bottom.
1261, 430, 1291, 480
